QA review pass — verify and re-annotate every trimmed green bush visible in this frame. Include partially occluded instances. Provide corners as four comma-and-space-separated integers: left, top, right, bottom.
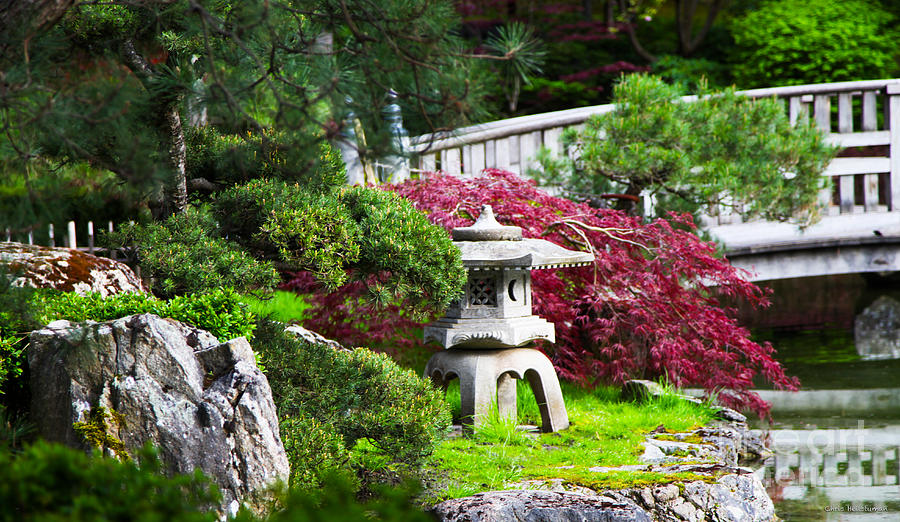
341, 186, 465, 312
0, 441, 219, 522
730, 0, 899, 88
107, 207, 280, 298
253, 319, 450, 487
215, 179, 360, 288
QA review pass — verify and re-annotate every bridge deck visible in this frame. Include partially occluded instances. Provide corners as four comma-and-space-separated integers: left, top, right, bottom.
710, 213, 900, 281
709, 213, 900, 253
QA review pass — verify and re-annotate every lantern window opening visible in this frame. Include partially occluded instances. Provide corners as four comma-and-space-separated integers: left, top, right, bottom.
468, 276, 498, 306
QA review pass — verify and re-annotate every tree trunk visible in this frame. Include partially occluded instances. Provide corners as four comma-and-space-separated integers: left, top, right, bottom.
613, 0, 657, 63
675, 0, 725, 57
613, 182, 646, 215
119, 39, 188, 219
160, 101, 188, 218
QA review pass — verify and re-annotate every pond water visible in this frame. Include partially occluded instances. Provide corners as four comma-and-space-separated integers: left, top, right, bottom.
731, 274, 900, 520
751, 327, 900, 521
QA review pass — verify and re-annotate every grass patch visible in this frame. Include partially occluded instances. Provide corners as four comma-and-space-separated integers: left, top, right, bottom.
240, 290, 311, 323
424, 380, 717, 503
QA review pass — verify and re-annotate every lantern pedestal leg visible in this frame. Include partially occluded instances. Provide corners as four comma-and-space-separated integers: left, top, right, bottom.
424, 347, 569, 433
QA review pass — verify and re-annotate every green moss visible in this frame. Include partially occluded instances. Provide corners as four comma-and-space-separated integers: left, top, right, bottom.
557, 470, 718, 491
653, 433, 709, 445
73, 406, 129, 461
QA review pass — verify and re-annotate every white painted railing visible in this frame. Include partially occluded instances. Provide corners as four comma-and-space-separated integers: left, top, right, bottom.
411, 78, 900, 222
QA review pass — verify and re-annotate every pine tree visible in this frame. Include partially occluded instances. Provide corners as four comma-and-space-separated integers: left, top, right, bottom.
1, 0, 483, 219
0, 0, 474, 309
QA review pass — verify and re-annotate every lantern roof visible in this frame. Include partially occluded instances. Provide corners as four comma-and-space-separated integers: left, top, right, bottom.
451, 205, 594, 270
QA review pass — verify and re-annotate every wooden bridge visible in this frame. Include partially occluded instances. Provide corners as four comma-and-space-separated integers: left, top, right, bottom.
405, 78, 900, 282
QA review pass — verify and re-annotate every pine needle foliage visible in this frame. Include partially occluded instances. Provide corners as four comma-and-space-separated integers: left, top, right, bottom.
537, 74, 836, 224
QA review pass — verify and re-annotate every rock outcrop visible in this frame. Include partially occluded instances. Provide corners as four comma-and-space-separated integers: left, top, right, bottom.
0, 242, 144, 296
432, 490, 652, 522
603, 466, 774, 522
284, 323, 348, 351
855, 295, 900, 359
28, 314, 289, 517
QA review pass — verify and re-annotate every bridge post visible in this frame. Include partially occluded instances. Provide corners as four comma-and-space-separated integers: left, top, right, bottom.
888, 83, 900, 210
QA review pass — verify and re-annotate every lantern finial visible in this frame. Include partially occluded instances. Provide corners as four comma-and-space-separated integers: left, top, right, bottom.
452, 205, 523, 241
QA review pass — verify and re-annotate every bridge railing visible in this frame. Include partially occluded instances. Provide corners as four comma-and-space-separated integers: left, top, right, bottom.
411, 79, 900, 224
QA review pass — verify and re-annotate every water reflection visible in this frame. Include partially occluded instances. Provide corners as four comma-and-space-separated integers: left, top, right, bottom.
756, 420, 900, 521
733, 274, 900, 519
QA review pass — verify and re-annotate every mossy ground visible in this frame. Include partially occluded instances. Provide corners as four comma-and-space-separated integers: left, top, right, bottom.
419, 380, 717, 503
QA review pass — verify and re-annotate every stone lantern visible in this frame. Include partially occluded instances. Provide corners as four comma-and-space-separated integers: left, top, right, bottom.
424, 205, 593, 432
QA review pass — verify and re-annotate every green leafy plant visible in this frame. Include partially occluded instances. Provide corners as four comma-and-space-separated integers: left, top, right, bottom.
0, 405, 31, 453
35, 287, 257, 342
232, 472, 433, 522
536, 74, 836, 224
730, 0, 899, 88
0, 268, 39, 394
252, 319, 451, 487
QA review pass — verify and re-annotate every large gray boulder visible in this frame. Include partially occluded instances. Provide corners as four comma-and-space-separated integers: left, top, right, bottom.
28, 313, 289, 517
855, 295, 900, 359
0, 242, 144, 296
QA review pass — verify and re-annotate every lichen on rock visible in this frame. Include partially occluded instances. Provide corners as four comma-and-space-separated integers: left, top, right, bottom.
0, 242, 144, 297
28, 313, 289, 518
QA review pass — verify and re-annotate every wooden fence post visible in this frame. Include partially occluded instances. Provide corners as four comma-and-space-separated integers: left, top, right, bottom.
888, 83, 900, 211
67, 221, 77, 249
87, 221, 95, 254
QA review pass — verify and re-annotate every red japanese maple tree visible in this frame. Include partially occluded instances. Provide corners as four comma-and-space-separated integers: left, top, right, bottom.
285, 170, 798, 416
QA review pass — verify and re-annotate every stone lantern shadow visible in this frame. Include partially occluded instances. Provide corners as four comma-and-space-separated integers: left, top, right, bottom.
423, 205, 593, 432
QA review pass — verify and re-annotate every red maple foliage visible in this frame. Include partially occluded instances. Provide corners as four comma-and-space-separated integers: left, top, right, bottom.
285, 170, 798, 416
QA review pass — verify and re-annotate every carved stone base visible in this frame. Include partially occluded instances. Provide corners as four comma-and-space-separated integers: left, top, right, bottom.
424, 347, 569, 432
424, 316, 555, 349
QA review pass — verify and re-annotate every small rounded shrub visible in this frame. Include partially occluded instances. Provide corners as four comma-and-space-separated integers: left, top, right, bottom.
730, 0, 899, 88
